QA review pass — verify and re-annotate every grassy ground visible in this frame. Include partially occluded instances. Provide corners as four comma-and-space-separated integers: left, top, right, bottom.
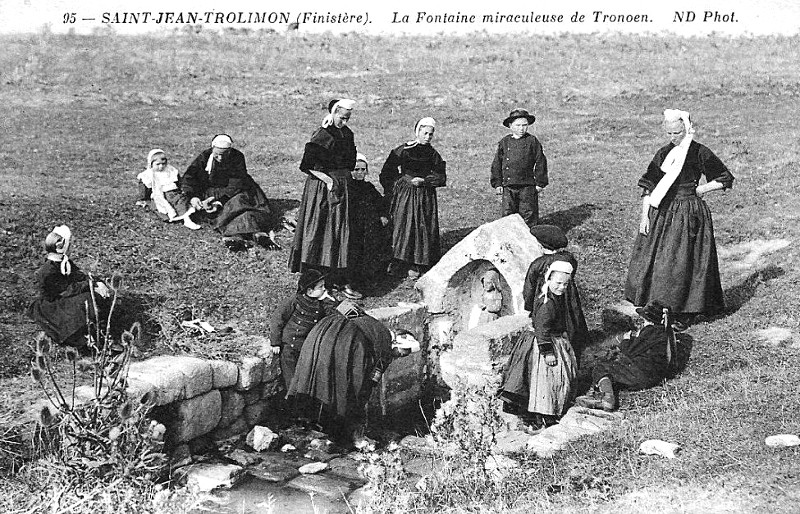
1, 30, 799, 511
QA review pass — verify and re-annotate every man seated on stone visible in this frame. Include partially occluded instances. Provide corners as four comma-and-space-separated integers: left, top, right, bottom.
183, 134, 280, 251
287, 300, 419, 446
575, 300, 679, 411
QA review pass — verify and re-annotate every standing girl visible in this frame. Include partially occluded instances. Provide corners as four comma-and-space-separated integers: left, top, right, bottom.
380, 117, 447, 279
500, 260, 578, 428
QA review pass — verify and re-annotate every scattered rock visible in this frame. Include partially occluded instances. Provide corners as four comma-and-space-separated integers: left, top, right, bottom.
484, 454, 519, 479
327, 456, 366, 482
354, 435, 377, 452
304, 449, 338, 462
765, 434, 800, 447
248, 455, 302, 482
281, 444, 297, 452
308, 437, 335, 452
639, 439, 681, 459
287, 473, 354, 499
348, 485, 374, 509
177, 463, 244, 492
227, 448, 262, 466
246, 425, 279, 452
298, 461, 328, 474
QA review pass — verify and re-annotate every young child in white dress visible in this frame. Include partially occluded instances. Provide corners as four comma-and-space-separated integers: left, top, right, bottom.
136, 149, 201, 230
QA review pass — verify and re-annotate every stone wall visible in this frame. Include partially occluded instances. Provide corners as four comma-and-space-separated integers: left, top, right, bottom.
76, 302, 434, 449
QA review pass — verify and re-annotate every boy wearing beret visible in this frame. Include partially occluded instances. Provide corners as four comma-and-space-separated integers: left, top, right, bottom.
490, 108, 548, 229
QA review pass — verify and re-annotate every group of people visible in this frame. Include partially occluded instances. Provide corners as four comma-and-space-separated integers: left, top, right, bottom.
136, 134, 282, 251
499, 107, 734, 427
288, 99, 449, 300
27, 103, 733, 437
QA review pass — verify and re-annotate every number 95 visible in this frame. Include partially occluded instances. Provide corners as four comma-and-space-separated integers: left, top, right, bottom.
63, 13, 76, 23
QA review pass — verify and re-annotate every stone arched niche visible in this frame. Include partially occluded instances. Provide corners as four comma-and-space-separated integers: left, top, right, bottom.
416, 214, 543, 325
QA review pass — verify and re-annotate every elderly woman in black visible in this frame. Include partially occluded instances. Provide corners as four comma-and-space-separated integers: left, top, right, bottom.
289, 99, 362, 300
380, 117, 447, 279
624, 110, 734, 331
183, 134, 280, 251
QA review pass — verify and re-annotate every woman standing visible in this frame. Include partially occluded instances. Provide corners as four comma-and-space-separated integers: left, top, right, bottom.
380, 117, 447, 279
625, 109, 734, 330
289, 99, 362, 300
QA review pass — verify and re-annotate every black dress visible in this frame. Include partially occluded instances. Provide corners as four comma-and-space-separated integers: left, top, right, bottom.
379, 143, 446, 267
26, 260, 107, 346
287, 312, 394, 418
289, 125, 357, 272
348, 179, 391, 284
625, 140, 734, 316
592, 324, 672, 390
183, 148, 276, 236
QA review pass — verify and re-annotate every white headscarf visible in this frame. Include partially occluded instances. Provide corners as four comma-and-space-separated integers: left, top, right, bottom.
322, 99, 355, 128
649, 109, 695, 208
539, 259, 573, 303
356, 152, 368, 166
206, 134, 234, 172
50, 225, 72, 275
405, 117, 436, 147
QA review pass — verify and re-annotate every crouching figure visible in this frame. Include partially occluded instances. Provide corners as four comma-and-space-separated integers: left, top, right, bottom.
576, 301, 679, 411
287, 301, 419, 446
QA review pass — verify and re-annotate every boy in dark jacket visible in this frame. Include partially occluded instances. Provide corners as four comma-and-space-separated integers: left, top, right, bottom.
269, 269, 333, 390
490, 108, 548, 228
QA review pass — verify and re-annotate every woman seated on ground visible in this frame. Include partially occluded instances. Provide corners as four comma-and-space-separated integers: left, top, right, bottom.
26, 225, 111, 347
576, 301, 679, 412
287, 300, 419, 446
499, 260, 578, 429
523, 224, 590, 365
183, 134, 280, 251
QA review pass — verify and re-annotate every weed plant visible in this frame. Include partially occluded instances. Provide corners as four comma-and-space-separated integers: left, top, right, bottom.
22, 277, 170, 507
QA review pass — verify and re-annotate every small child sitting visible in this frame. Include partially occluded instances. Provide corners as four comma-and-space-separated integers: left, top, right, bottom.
490, 108, 548, 229
26, 225, 111, 347
269, 269, 334, 390
348, 153, 391, 290
136, 149, 201, 230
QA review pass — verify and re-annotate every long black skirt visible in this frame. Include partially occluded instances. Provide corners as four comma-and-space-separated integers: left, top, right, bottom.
624, 189, 724, 315
27, 293, 107, 346
390, 178, 440, 266
289, 171, 351, 272
208, 184, 276, 237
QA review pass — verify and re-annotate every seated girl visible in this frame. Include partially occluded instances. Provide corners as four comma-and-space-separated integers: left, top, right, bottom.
499, 260, 578, 428
26, 226, 111, 347
136, 148, 201, 230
